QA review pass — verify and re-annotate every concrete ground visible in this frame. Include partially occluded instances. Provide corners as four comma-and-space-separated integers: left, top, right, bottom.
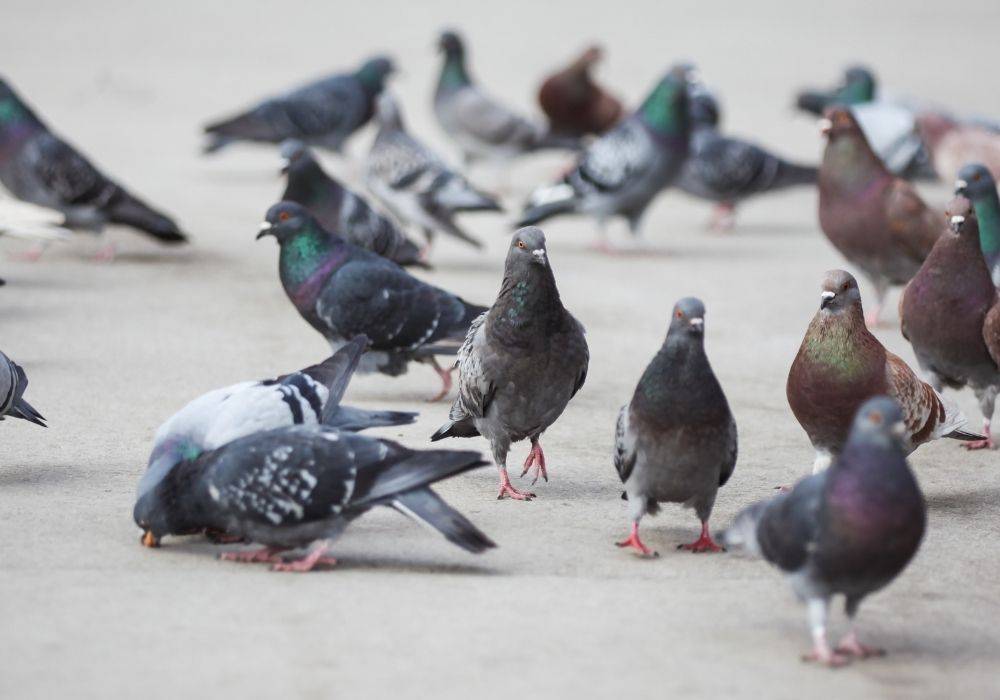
1, 1, 999, 698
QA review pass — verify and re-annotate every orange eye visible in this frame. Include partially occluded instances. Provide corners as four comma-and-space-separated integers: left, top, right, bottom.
517, 241, 525, 248
675, 310, 683, 318
279, 211, 290, 221
841, 283, 849, 292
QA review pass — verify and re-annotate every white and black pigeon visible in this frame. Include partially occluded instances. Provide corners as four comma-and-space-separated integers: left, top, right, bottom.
134, 424, 495, 571
431, 227, 589, 500
724, 397, 926, 667
0, 350, 45, 427
366, 93, 501, 251
614, 298, 736, 556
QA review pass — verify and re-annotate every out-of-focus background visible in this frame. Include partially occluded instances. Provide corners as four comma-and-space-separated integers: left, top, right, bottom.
1, 1, 999, 698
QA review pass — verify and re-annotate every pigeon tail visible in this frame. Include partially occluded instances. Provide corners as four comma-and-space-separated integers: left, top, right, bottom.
533, 131, 583, 152
430, 417, 480, 441
933, 393, 972, 442
516, 183, 577, 228
325, 405, 418, 432
355, 449, 488, 506
776, 161, 819, 188
392, 487, 495, 553
105, 192, 186, 243
945, 428, 988, 442
201, 133, 234, 155
11, 397, 46, 427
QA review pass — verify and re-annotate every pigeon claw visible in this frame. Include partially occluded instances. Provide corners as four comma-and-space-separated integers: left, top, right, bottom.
961, 437, 994, 450
801, 648, 850, 668
677, 522, 726, 553
616, 524, 657, 557
140, 530, 160, 548
835, 632, 886, 659
519, 441, 548, 485
497, 468, 535, 500
219, 547, 284, 564
271, 555, 338, 573
426, 359, 455, 403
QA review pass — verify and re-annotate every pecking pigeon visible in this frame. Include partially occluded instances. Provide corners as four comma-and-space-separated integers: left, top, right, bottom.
366, 94, 501, 251
787, 269, 981, 474
431, 227, 588, 500
257, 202, 486, 401
203, 56, 394, 154
0, 350, 45, 427
537, 45, 623, 137
613, 298, 737, 556
954, 163, 1000, 286
724, 396, 926, 666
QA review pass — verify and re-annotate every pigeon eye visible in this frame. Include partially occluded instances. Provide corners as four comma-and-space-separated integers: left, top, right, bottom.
675, 311, 683, 318
517, 241, 526, 249
279, 211, 290, 221
868, 412, 883, 425
974, 173, 981, 181
841, 283, 849, 292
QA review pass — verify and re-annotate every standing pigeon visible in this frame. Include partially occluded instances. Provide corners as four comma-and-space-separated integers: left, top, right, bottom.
279, 140, 425, 267
0, 77, 186, 256
795, 65, 876, 116
0, 350, 45, 427
724, 397, 926, 666
134, 424, 495, 571
916, 113, 1000, 185
817, 108, 943, 325
431, 228, 588, 500
900, 199, 1000, 450
366, 94, 502, 251
537, 45, 623, 137
433, 30, 578, 165
203, 56, 394, 154
257, 202, 486, 401
613, 298, 736, 556
954, 163, 1000, 286
787, 269, 980, 474
517, 66, 691, 247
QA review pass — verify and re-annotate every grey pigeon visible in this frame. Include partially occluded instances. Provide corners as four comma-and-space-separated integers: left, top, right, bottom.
134, 424, 495, 571
724, 397, 926, 666
434, 30, 578, 165
796, 65, 877, 116
431, 228, 589, 500
954, 163, 1000, 286
0, 350, 45, 427
0, 77, 185, 251
257, 202, 487, 401
203, 56, 394, 154
366, 94, 501, 251
279, 140, 426, 267
613, 298, 736, 556
516, 65, 691, 247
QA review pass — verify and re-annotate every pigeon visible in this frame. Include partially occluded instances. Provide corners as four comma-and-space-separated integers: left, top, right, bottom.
817, 107, 943, 325
613, 298, 736, 556
0, 350, 45, 427
900, 199, 1000, 450
723, 396, 926, 666
366, 94, 502, 251
916, 113, 1000, 185
203, 55, 394, 154
0, 77, 186, 255
517, 65, 691, 246
954, 163, 1000, 286
796, 65, 876, 116
134, 424, 495, 571
537, 45, 623, 137
431, 227, 589, 500
279, 140, 426, 268
137, 337, 418, 541
677, 88, 817, 230
257, 202, 487, 401
433, 30, 578, 165
786, 269, 981, 474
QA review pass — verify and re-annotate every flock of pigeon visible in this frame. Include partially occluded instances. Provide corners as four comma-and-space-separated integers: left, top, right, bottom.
1, 30, 999, 668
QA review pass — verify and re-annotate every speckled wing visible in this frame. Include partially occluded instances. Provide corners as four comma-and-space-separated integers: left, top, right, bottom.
756, 472, 826, 572
689, 133, 774, 199
884, 180, 943, 263
884, 351, 954, 446
612, 404, 637, 484
450, 312, 494, 423
983, 302, 1000, 367
368, 130, 438, 191
26, 133, 114, 208
446, 87, 539, 149
572, 119, 652, 194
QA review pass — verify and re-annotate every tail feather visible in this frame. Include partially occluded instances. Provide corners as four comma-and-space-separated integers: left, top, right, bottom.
430, 417, 480, 441
934, 393, 972, 441
294, 336, 367, 424
11, 398, 45, 427
355, 449, 488, 506
428, 211, 484, 249
325, 405, 417, 432
533, 131, 583, 152
945, 428, 988, 442
775, 161, 818, 188
392, 487, 495, 553
516, 182, 577, 228
105, 192, 186, 243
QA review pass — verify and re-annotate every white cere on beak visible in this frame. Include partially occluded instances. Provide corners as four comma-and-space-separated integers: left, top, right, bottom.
950, 215, 965, 226
891, 420, 907, 439
258, 222, 273, 232
820, 291, 836, 300
818, 118, 833, 133
955, 179, 968, 190
689, 318, 704, 327
532, 248, 547, 264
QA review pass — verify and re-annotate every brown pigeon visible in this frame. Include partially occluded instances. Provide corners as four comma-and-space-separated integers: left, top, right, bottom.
537, 45, 623, 138
915, 112, 1000, 185
817, 108, 943, 325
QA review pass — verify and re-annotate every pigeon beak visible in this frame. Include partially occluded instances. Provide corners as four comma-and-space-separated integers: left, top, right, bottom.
954, 179, 968, 195
891, 420, 907, 439
820, 290, 836, 309
818, 118, 833, 136
949, 214, 965, 233
256, 222, 273, 240
141, 530, 160, 548
531, 248, 547, 266
689, 317, 704, 334
280, 162, 290, 176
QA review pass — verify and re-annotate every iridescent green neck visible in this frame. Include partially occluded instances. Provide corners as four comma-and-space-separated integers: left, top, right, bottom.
439, 53, 470, 91
823, 136, 885, 192
639, 81, 683, 134
279, 226, 335, 290
842, 81, 874, 104
355, 64, 388, 93
972, 192, 1000, 257
804, 315, 871, 379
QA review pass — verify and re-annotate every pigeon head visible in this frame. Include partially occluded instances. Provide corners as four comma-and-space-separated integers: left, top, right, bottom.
841, 65, 876, 102
687, 89, 720, 128
258, 202, 317, 243
849, 396, 907, 447
507, 226, 549, 269
943, 196, 982, 246
574, 45, 604, 69
954, 163, 996, 201
438, 30, 465, 56
133, 449, 203, 546
374, 92, 405, 131
0, 77, 37, 129
279, 139, 310, 173
638, 65, 690, 134
356, 55, 395, 92
819, 269, 862, 314
818, 107, 862, 142
668, 297, 706, 338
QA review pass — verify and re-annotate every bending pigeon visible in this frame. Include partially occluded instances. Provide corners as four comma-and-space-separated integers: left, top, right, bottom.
0, 351, 45, 427
257, 202, 486, 401
724, 397, 925, 666
434, 30, 578, 164
134, 424, 494, 571
900, 199, 1000, 450
787, 270, 980, 474
795, 65, 876, 116
537, 45, 623, 137
955, 163, 1000, 286
613, 298, 736, 555
517, 65, 691, 246
366, 94, 501, 251
431, 227, 588, 500
0, 77, 186, 253
279, 140, 425, 267
203, 56, 394, 154
818, 108, 942, 324
916, 113, 1000, 185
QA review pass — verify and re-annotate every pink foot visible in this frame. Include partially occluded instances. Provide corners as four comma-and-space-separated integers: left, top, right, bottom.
219, 547, 284, 564
93, 242, 117, 263
677, 521, 725, 553
706, 202, 736, 232
802, 646, 850, 667
9, 245, 46, 262
427, 360, 455, 403
520, 440, 548, 485
270, 547, 337, 572
616, 522, 657, 557
497, 467, 534, 500
835, 631, 885, 659
963, 438, 995, 450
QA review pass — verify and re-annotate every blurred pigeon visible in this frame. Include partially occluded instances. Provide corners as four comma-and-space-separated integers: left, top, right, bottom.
0, 77, 186, 257
434, 30, 579, 164
900, 199, 999, 450
134, 424, 494, 570
431, 228, 588, 500
279, 140, 426, 267
537, 45, 623, 137
203, 56, 394, 154
517, 66, 691, 247
787, 270, 981, 474
796, 65, 876, 116
916, 112, 1000, 184
0, 350, 45, 427
613, 298, 736, 556
818, 108, 943, 325
257, 202, 486, 401
724, 397, 925, 666
366, 94, 501, 251
955, 163, 1000, 286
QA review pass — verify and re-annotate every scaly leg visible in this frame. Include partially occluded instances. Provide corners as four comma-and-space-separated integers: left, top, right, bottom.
677, 520, 725, 553
426, 356, 456, 403
497, 466, 534, 500
707, 202, 736, 232
219, 547, 285, 564
616, 521, 657, 557
802, 599, 849, 667
271, 541, 338, 572
519, 438, 548, 484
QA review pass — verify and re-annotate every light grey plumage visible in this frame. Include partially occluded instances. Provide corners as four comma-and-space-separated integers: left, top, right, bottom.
0, 350, 45, 427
